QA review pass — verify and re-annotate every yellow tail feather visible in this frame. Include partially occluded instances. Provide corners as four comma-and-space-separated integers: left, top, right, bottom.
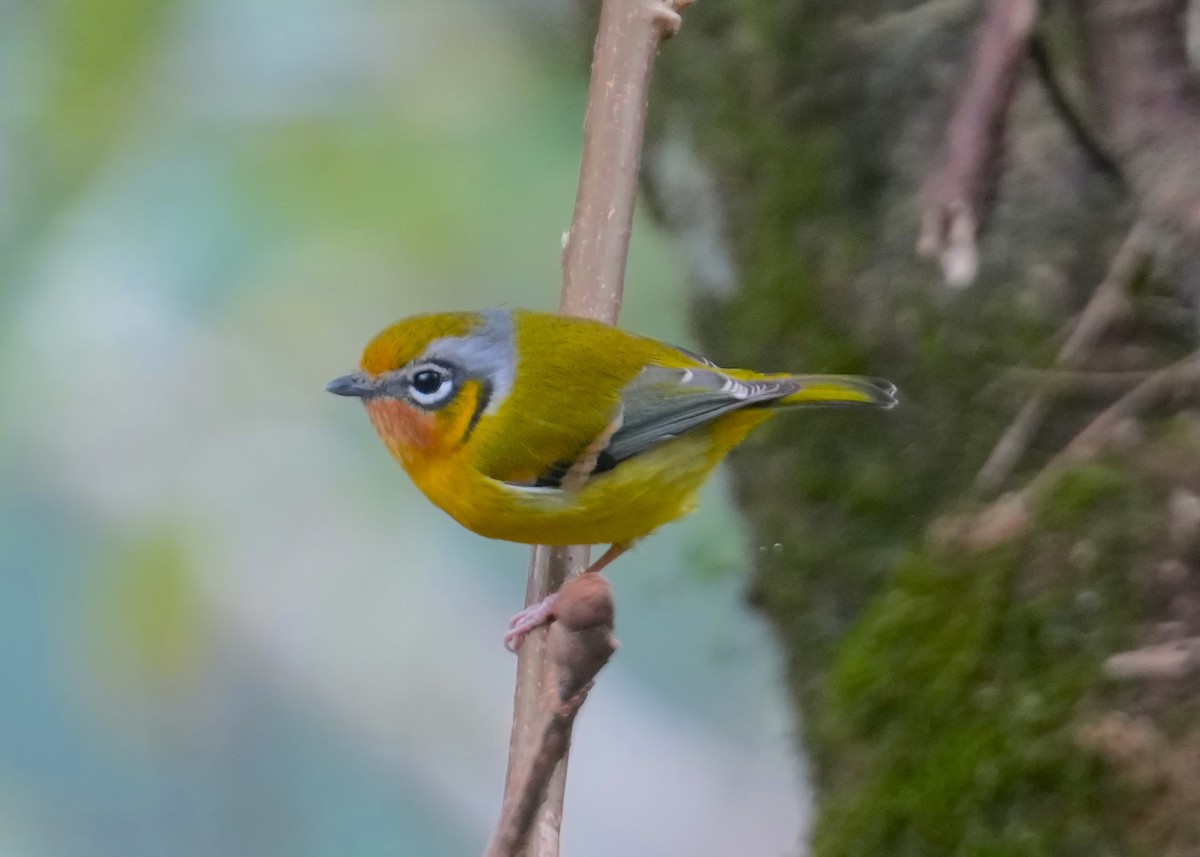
777, 375, 897, 408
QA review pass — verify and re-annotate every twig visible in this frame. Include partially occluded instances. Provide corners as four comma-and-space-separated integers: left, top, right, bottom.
1029, 350, 1200, 485
974, 224, 1147, 494
917, 0, 1040, 287
487, 576, 617, 857
560, 0, 687, 310
972, 397, 1053, 496
1027, 34, 1122, 183
497, 3, 687, 856
1001, 367, 1155, 399
951, 348, 1200, 551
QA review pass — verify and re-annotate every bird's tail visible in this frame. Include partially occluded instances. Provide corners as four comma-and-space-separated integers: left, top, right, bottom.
774, 375, 897, 409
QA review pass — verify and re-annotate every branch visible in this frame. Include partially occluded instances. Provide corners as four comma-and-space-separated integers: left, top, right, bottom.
1001, 367, 1155, 399
559, 0, 686, 314
497, 3, 688, 856
487, 575, 617, 857
946, 348, 1200, 551
917, 0, 1040, 287
1027, 34, 1122, 183
1029, 350, 1200, 479
1081, 0, 1200, 245
974, 224, 1147, 493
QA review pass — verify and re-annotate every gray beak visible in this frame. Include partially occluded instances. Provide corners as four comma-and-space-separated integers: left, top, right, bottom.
326, 372, 376, 398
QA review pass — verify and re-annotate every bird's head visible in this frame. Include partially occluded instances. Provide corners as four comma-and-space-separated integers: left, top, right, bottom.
327, 310, 516, 466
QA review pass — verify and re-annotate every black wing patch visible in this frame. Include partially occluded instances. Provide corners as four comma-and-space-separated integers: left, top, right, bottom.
533, 450, 619, 489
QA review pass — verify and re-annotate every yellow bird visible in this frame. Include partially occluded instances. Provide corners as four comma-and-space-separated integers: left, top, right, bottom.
328, 308, 896, 647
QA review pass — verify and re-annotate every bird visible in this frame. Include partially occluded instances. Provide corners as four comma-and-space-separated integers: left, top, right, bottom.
327, 308, 897, 648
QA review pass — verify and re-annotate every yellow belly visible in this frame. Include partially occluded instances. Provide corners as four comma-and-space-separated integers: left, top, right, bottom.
405, 411, 769, 546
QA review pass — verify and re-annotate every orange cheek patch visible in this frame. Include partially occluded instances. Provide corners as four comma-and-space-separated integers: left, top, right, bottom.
365, 399, 436, 458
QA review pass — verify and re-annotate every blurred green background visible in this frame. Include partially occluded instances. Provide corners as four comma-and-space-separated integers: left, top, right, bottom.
0, 0, 805, 854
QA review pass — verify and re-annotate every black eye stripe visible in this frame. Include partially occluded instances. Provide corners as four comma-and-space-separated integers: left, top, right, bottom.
461, 379, 492, 444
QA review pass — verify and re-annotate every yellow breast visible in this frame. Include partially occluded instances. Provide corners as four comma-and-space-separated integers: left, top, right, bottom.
403, 408, 770, 546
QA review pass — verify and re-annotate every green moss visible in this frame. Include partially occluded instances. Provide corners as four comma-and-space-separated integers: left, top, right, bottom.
1037, 461, 1136, 531
811, 465, 1151, 857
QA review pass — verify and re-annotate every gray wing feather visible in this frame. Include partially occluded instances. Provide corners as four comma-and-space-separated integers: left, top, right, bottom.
603, 366, 797, 463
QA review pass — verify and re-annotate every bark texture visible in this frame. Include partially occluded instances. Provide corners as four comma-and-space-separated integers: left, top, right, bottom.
635, 1, 1200, 854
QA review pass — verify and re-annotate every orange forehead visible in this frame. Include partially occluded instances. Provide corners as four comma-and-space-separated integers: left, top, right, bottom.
360, 312, 478, 376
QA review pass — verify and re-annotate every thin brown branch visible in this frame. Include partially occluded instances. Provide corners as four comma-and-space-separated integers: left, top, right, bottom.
499, 2, 688, 856
973, 397, 1051, 496
503, 545, 582, 856
917, 0, 1040, 287
974, 224, 1147, 494
487, 575, 617, 857
1030, 350, 1200, 482
1027, 34, 1122, 183
560, 0, 686, 316
950, 348, 1200, 551
1002, 367, 1156, 398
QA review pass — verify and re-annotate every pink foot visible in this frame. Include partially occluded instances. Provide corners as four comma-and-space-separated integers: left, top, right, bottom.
504, 594, 558, 652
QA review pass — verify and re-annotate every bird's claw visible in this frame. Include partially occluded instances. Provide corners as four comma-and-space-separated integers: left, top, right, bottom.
503, 594, 558, 652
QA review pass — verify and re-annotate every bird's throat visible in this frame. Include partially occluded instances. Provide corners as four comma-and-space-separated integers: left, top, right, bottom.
364, 398, 436, 466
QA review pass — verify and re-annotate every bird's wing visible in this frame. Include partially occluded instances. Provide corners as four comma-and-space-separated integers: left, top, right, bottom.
603, 365, 797, 463
606, 366, 896, 465
522, 366, 792, 490
511, 365, 895, 491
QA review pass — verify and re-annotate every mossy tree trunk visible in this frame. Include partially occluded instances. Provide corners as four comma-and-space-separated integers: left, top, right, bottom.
638, 1, 1200, 854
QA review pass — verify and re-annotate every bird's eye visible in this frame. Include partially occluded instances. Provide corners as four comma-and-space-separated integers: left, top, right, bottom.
412, 370, 443, 395
407, 366, 455, 406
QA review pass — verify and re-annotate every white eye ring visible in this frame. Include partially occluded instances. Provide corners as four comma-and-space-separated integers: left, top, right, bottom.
408, 365, 455, 406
